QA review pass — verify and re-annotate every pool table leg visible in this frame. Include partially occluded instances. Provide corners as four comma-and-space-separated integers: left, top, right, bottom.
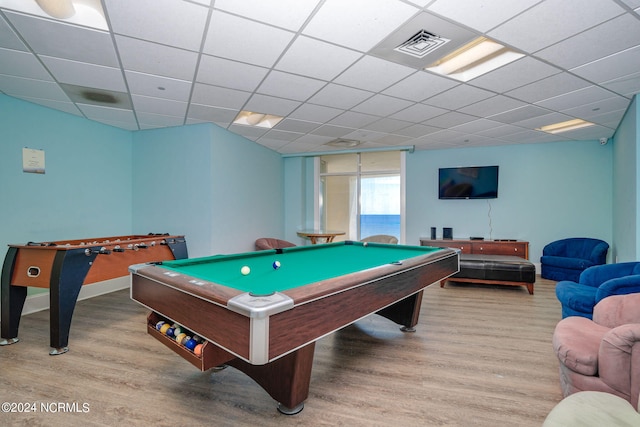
376, 290, 423, 332
226, 342, 315, 415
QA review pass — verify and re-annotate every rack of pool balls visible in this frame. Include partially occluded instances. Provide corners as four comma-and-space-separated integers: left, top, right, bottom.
155, 319, 205, 357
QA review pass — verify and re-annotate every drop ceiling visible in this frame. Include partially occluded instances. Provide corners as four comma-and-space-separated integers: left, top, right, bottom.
1, 0, 639, 154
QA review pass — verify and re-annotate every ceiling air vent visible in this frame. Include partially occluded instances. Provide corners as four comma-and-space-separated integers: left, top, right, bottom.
394, 30, 450, 59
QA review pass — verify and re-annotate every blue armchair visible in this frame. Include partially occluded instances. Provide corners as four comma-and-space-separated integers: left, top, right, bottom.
541, 238, 609, 282
555, 262, 640, 319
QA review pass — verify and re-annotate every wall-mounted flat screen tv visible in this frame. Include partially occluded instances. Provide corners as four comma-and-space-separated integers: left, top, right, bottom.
438, 166, 499, 199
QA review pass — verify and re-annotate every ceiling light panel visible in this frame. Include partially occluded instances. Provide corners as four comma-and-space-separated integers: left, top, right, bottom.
1, 0, 108, 30
426, 37, 525, 82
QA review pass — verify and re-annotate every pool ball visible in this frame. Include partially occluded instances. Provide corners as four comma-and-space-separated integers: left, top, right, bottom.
272, 260, 281, 270
194, 344, 203, 356
173, 326, 182, 336
166, 327, 175, 337
175, 333, 187, 345
241, 266, 251, 275
155, 321, 166, 330
185, 338, 197, 351
363, 242, 368, 246
159, 323, 171, 335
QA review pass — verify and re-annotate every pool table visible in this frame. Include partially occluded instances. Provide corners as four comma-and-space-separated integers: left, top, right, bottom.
129, 241, 458, 414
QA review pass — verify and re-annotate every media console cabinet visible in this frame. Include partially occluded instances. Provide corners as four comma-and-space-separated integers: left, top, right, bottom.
419, 238, 529, 259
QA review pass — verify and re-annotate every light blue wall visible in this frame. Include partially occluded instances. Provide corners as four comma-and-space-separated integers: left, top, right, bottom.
406, 141, 613, 263
284, 140, 615, 264
0, 95, 133, 262
283, 156, 316, 244
132, 123, 284, 257
612, 97, 639, 262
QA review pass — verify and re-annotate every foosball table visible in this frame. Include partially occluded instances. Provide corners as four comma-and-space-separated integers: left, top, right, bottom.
1, 233, 187, 354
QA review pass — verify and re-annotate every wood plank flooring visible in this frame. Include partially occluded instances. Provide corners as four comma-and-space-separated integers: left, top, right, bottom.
0, 277, 563, 427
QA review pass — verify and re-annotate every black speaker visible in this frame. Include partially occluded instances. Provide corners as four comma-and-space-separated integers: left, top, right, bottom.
443, 227, 453, 240
430, 227, 436, 240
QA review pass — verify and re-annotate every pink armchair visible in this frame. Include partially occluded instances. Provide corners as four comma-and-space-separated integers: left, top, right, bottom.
552, 292, 640, 409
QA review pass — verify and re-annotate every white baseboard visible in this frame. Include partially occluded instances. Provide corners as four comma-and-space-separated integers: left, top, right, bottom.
19, 277, 129, 316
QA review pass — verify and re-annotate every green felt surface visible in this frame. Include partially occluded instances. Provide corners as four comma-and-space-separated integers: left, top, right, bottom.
159, 241, 441, 295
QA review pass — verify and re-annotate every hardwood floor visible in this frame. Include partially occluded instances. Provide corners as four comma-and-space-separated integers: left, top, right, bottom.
0, 277, 563, 426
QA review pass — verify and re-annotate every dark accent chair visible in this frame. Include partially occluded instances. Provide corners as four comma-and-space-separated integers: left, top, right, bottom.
555, 262, 640, 319
540, 238, 609, 282
254, 238, 296, 251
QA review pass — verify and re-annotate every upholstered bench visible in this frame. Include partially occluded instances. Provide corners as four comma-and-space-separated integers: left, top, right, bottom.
442, 254, 536, 294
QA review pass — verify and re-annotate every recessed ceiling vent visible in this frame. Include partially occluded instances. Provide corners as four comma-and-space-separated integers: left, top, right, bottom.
325, 138, 361, 148
394, 30, 450, 58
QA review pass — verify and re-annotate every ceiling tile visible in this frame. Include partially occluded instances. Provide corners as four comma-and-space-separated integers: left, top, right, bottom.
383, 71, 459, 102
351, 94, 414, 116
243, 93, 301, 116
424, 85, 494, 110
42, 56, 126, 91
390, 103, 447, 122
561, 96, 630, 120
458, 95, 527, 117
213, 0, 321, 31
4, 11, 118, 67
302, 0, 419, 52
363, 117, 412, 133
191, 83, 251, 109
257, 71, 326, 101
329, 111, 380, 128
77, 102, 135, 122
535, 14, 640, 69
334, 55, 415, 92
138, 111, 185, 128
0, 74, 67, 100
105, 0, 209, 51
288, 103, 343, 122
131, 94, 187, 117
14, 96, 81, 116
601, 70, 640, 97
273, 118, 321, 133
423, 111, 477, 128
488, 104, 551, 124
488, 0, 625, 53
505, 73, 591, 103
203, 11, 295, 68
187, 104, 238, 123
125, 71, 191, 102
311, 124, 356, 138
116, 36, 199, 81
394, 123, 442, 138
570, 45, 640, 84
275, 36, 362, 81
470, 56, 560, 93
427, 0, 542, 33
197, 55, 269, 92
307, 83, 373, 110
0, 14, 27, 51
0, 47, 52, 80
536, 86, 620, 111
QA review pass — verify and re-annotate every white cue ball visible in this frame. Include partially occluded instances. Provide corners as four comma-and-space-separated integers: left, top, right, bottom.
363, 242, 368, 246
241, 266, 251, 275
